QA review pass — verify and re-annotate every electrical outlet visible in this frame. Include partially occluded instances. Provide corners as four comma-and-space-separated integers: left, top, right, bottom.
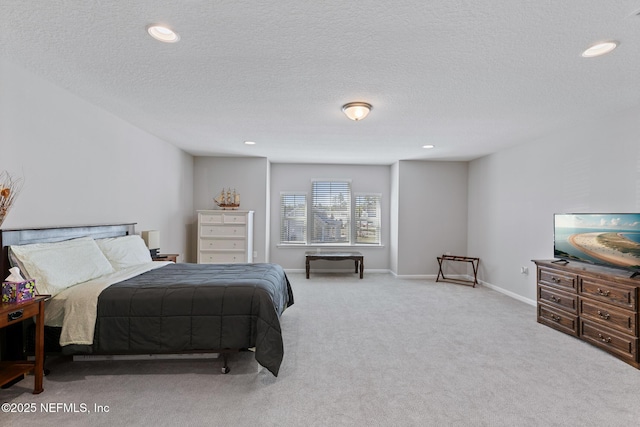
520, 266, 529, 275
253, 251, 258, 258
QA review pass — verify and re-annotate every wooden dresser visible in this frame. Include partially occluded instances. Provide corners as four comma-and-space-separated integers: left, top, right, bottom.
197, 210, 254, 264
534, 260, 639, 368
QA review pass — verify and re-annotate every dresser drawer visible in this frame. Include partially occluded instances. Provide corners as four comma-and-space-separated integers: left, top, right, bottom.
198, 252, 246, 264
200, 225, 246, 237
579, 278, 636, 311
579, 298, 637, 335
538, 268, 578, 292
199, 238, 246, 251
580, 320, 638, 363
222, 214, 247, 224
199, 213, 223, 224
537, 303, 579, 337
538, 285, 578, 314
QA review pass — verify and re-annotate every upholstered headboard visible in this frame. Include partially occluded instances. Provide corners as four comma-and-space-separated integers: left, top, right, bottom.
0, 223, 136, 278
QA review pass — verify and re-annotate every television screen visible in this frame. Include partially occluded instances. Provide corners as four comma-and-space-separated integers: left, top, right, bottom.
554, 213, 640, 272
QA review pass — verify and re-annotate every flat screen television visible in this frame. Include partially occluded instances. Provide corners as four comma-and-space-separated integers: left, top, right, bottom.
554, 213, 640, 275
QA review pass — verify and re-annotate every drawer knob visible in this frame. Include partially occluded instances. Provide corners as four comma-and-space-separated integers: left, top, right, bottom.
597, 310, 610, 320
551, 315, 561, 322
550, 295, 561, 303
551, 277, 559, 283
8, 309, 24, 321
596, 288, 610, 297
597, 333, 612, 343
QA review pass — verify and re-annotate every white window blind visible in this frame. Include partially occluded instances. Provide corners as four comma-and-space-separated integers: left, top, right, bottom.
311, 180, 351, 244
355, 194, 381, 244
280, 192, 307, 244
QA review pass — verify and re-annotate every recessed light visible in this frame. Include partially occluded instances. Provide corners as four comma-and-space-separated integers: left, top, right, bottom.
422, 144, 435, 149
581, 41, 618, 58
244, 141, 256, 145
147, 25, 180, 43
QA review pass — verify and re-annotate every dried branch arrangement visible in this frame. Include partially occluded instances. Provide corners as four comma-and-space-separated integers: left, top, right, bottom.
0, 170, 24, 227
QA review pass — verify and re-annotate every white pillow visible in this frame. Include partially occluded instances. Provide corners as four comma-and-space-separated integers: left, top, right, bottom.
9, 237, 114, 297
95, 235, 152, 270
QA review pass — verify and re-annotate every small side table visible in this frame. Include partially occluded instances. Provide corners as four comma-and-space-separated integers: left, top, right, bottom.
152, 253, 179, 263
0, 295, 50, 394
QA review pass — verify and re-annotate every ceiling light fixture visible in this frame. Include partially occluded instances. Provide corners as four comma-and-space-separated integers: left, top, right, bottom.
422, 144, 435, 149
147, 24, 180, 43
244, 141, 256, 145
581, 41, 618, 58
342, 102, 372, 121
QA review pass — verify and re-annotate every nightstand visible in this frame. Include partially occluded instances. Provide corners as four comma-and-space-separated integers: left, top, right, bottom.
0, 295, 50, 394
152, 253, 179, 263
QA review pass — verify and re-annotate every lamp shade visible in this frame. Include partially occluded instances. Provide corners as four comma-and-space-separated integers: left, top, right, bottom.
141, 230, 160, 249
342, 102, 372, 121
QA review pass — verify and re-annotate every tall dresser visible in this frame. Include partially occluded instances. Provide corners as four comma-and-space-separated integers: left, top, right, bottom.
533, 259, 639, 368
197, 210, 254, 264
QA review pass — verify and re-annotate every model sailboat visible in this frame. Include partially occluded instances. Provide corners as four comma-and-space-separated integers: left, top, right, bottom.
214, 188, 240, 209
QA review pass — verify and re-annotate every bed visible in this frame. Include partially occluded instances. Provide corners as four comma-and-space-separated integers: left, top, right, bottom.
0, 223, 294, 376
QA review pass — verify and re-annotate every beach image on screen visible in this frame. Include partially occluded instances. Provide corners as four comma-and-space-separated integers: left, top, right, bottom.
554, 214, 640, 269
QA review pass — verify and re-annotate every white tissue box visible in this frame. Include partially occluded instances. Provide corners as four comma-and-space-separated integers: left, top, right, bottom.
2, 279, 36, 303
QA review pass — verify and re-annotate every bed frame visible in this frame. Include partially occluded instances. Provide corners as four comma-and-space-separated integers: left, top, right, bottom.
0, 223, 241, 374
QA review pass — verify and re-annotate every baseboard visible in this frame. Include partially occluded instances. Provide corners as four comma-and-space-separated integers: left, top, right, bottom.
477, 278, 536, 306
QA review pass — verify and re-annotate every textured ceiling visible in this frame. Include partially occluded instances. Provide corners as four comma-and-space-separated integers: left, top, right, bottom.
2, 1, 640, 164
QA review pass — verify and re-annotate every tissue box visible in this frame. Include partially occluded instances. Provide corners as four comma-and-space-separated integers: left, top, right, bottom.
2, 280, 36, 303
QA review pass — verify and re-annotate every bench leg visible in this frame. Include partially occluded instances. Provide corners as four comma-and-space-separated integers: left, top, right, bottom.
306, 258, 310, 279
359, 258, 363, 279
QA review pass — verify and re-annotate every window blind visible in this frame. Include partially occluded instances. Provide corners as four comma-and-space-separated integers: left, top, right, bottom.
311, 181, 351, 244
280, 193, 307, 244
355, 194, 381, 244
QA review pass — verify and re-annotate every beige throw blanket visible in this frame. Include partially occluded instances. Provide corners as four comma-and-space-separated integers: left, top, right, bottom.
45, 261, 172, 347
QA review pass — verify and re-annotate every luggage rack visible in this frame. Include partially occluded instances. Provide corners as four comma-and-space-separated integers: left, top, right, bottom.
436, 255, 480, 287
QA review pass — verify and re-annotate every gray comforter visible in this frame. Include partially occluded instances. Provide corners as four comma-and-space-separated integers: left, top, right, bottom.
86, 263, 293, 376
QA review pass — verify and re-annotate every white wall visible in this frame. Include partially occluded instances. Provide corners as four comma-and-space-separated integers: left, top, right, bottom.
396, 160, 469, 276
468, 105, 640, 303
0, 59, 194, 259
193, 157, 269, 263
269, 163, 391, 271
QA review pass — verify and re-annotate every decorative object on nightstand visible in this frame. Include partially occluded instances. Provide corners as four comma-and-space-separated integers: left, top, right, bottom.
197, 210, 254, 263
214, 188, 240, 210
0, 170, 24, 227
152, 253, 179, 263
141, 230, 160, 257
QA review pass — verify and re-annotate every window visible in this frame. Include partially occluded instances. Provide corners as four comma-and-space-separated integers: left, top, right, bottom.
279, 180, 382, 246
355, 194, 381, 244
311, 180, 351, 244
280, 193, 307, 244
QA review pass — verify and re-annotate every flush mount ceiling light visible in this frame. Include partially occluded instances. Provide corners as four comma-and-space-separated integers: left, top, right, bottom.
422, 144, 435, 149
147, 24, 180, 43
342, 102, 372, 121
244, 141, 256, 145
581, 41, 618, 58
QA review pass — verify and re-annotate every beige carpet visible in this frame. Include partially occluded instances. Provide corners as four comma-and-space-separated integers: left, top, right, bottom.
2, 272, 640, 426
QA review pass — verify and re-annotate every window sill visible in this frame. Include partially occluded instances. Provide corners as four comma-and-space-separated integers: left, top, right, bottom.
277, 244, 385, 249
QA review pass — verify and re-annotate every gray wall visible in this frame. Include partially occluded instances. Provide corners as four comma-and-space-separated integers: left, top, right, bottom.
193, 157, 269, 263
0, 59, 194, 260
396, 160, 469, 276
468, 105, 640, 304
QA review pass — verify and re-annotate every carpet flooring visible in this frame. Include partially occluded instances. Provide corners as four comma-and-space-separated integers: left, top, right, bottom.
2, 272, 640, 426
